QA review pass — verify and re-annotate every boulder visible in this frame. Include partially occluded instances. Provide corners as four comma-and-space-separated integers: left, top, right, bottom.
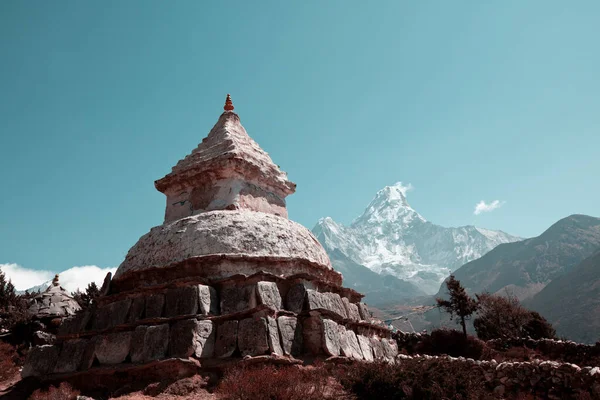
220, 285, 256, 314
256, 282, 282, 309
58, 310, 91, 335
21, 345, 60, 378
302, 315, 324, 355
214, 320, 238, 358
345, 329, 364, 360
277, 316, 303, 356
238, 317, 269, 357
80, 337, 98, 370
54, 339, 88, 373
322, 319, 341, 356
165, 286, 199, 317
357, 303, 370, 321
95, 331, 132, 364
305, 290, 347, 320
131, 324, 170, 363
381, 338, 398, 360
266, 316, 283, 355
198, 285, 219, 315
32, 331, 56, 346
285, 283, 307, 313
370, 337, 385, 361
357, 335, 374, 361
127, 296, 146, 323
145, 293, 165, 318
93, 299, 132, 330
342, 298, 361, 321
169, 319, 215, 359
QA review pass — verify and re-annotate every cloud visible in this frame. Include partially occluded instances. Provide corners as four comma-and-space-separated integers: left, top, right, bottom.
0, 263, 116, 293
392, 182, 414, 197
474, 200, 505, 215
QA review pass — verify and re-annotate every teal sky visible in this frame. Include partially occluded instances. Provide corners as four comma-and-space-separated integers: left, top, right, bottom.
1, 1, 599, 274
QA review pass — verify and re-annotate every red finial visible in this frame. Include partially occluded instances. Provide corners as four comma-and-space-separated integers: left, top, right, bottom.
224, 94, 234, 111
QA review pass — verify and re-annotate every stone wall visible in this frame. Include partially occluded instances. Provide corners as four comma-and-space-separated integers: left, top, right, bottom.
487, 337, 600, 366
23, 278, 397, 379
395, 354, 600, 399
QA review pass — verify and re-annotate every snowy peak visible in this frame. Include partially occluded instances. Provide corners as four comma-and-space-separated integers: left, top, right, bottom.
353, 182, 426, 227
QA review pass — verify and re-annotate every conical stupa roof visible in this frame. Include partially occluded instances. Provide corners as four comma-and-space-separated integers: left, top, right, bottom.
28, 275, 81, 319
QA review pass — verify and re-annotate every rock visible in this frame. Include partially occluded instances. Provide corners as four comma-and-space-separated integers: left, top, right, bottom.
322, 319, 341, 356
214, 320, 238, 358
145, 293, 165, 318
327, 293, 348, 319
165, 286, 199, 317
370, 337, 385, 360
32, 330, 56, 346
127, 296, 146, 323
342, 298, 361, 321
198, 285, 219, 315
238, 317, 269, 357
54, 339, 88, 373
169, 319, 215, 359
357, 303, 370, 321
99, 272, 112, 296
80, 337, 98, 370
305, 290, 347, 319
21, 345, 60, 378
220, 285, 256, 314
381, 338, 398, 360
277, 316, 303, 356
338, 325, 352, 358
256, 281, 282, 309
95, 331, 132, 364
93, 299, 132, 330
357, 335, 374, 361
285, 283, 307, 313
302, 316, 324, 355
131, 324, 170, 363
266, 316, 283, 355
344, 329, 364, 360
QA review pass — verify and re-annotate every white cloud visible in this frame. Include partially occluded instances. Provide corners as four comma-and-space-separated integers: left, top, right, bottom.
474, 200, 505, 215
392, 182, 414, 197
0, 263, 116, 293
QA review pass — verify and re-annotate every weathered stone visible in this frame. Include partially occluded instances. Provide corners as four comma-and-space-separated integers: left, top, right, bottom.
267, 316, 283, 355
198, 285, 219, 315
80, 337, 98, 370
99, 272, 112, 296
127, 296, 146, 323
58, 310, 91, 335
342, 298, 361, 321
285, 283, 307, 313
220, 285, 256, 314
256, 282, 282, 309
27, 276, 81, 319
93, 299, 132, 330
132, 324, 170, 363
322, 319, 341, 356
21, 345, 60, 378
32, 330, 56, 346
357, 335, 374, 361
169, 319, 215, 359
345, 330, 364, 360
277, 316, 302, 356
357, 303, 370, 321
95, 331, 132, 364
214, 320, 238, 358
338, 325, 352, 358
238, 317, 269, 357
381, 338, 398, 360
305, 290, 347, 319
54, 339, 88, 373
370, 337, 385, 360
145, 294, 165, 318
302, 315, 323, 355
165, 286, 199, 317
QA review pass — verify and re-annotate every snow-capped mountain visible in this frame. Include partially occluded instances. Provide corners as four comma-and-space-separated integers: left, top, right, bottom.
312, 183, 521, 297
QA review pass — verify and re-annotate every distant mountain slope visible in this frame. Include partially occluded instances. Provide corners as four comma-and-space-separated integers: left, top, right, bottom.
436, 214, 600, 301
313, 183, 521, 300
527, 249, 600, 344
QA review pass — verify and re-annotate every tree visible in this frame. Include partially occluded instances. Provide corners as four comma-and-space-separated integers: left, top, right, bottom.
72, 282, 100, 309
436, 275, 478, 337
0, 267, 17, 310
473, 293, 555, 340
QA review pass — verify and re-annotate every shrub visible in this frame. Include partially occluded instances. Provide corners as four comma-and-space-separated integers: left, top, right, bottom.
335, 359, 498, 400
216, 364, 332, 400
0, 341, 20, 382
28, 382, 80, 400
415, 328, 490, 360
474, 293, 555, 340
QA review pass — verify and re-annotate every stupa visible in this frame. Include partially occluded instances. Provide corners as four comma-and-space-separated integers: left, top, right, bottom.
22, 95, 397, 386
27, 275, 81, 322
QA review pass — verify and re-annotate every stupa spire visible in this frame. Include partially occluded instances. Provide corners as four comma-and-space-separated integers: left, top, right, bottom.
224, 93, 234, 111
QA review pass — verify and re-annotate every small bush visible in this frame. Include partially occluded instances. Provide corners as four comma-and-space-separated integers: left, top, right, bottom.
415, 328, 491, 360
0, 341, 20, 382
335, 359, 498, 400
28, 382, 80, 400
216, 364, 332, 400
